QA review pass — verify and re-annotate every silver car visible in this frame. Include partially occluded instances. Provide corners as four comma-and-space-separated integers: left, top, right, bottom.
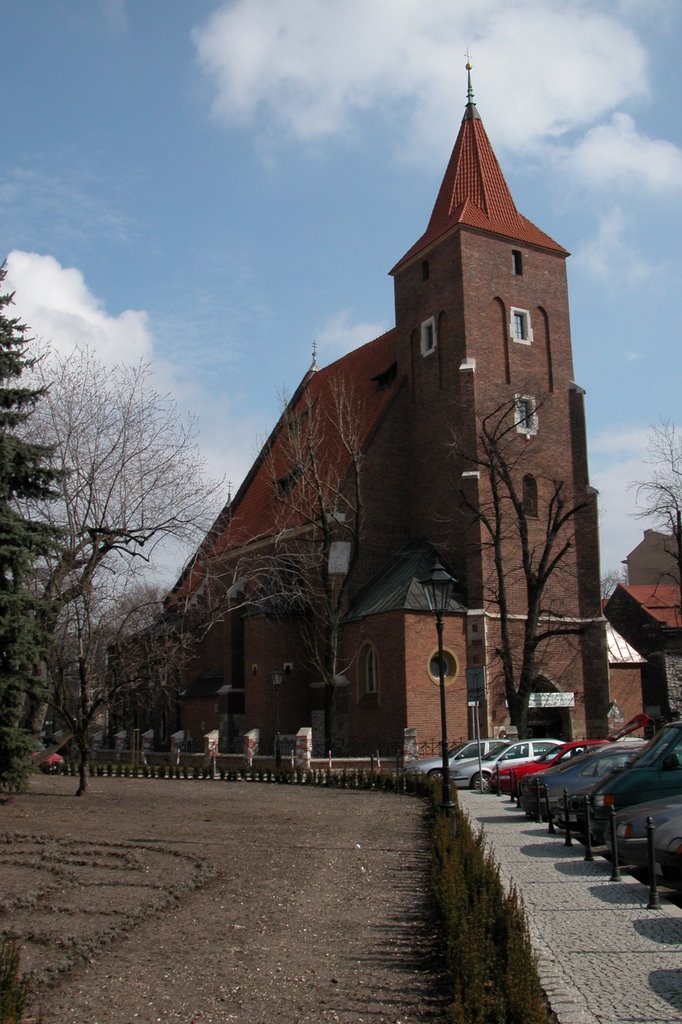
403, 738, 508, 777
451, 738, 564, 792
605, 795, 682, 869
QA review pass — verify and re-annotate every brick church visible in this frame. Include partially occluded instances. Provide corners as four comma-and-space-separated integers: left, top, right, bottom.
170, 68, 610, 758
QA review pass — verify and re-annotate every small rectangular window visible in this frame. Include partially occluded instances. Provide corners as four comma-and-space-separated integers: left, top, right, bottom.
515, 394, 538, 435
510, 307, 533, 345
420, 316, 437, 357
421, 259, 430, 281
512, 249, 523, 275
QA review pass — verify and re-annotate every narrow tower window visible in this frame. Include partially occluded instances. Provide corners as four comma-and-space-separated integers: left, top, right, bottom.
421, 259, 430, 281
523, 474, 538, 517
512, 249, 523, 275
420, 316, 437, 357
515, 394, 538, 435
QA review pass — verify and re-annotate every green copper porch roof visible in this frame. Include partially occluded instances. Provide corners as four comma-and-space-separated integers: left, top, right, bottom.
179, 669, 225, 699
344, 542, 466, 622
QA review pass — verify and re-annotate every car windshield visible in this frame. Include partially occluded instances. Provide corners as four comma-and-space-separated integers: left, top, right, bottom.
536, 746, 563, 764
626, 727, 676, 769
578, 750, 637, 777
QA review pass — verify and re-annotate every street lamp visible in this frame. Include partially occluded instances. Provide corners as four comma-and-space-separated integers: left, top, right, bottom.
420, 559, 456, 814
271, 668, 284, 768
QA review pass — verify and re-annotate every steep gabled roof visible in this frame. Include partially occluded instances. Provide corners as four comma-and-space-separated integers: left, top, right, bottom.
391, 69, 567, 274
617, 584, 682, 630
173, 329, 399, 597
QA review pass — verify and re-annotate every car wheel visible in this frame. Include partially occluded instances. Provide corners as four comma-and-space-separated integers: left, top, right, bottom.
428, 768, 443, 779
470, 772, 492, 793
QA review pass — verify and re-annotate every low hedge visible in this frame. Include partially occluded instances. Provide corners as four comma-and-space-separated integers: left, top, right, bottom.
431, 796, 550, 1024
0, 938, 30, 1024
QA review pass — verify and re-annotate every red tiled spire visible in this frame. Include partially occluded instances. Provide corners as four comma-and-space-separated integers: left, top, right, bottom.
391, 67, 567, 273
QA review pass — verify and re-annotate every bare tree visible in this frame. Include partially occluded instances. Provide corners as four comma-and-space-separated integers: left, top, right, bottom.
19, 346, 223, 793
262, 377, 365, 754
634, 419, 682, 605
49, 580, 186, 794
457, 397, 597, 738
602, 565, 628, 600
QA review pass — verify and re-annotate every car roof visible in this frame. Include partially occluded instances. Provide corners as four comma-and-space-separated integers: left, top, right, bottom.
535, 741, 646, 777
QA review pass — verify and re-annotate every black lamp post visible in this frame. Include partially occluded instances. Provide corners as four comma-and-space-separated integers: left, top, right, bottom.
271, 668, 284, 768
420, 559, 456, 815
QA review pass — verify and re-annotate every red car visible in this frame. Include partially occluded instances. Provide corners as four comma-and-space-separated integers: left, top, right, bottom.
494, 740, 608, 794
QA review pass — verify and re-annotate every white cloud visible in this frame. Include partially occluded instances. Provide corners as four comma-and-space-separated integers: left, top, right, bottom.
192, 0, 649, 164
575, 208, 655, 285
316, 310, 389, 359
4, 251, 153, 366
567, 113, 682, 193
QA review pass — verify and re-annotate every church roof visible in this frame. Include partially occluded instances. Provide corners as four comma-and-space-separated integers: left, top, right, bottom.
173, 329, 399, 597
345, 542, 466, 621
391, 69, 567, 274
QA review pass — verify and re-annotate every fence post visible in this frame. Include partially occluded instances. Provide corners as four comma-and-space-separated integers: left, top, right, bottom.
609, 806, 621, 882
647, 817, 661, 910
583, 795, 594, 862
563, 789, 572, 847
545, 785, 555, 835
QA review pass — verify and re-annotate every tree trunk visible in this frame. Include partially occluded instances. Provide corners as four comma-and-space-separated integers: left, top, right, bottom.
76, 739, 89, 796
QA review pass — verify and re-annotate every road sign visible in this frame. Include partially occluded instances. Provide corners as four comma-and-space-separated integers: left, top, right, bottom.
466, 666, 487, 702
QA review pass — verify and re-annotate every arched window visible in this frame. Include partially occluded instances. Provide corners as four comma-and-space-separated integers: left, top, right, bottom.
523, 474, 538, 518
359, 644, 379, 697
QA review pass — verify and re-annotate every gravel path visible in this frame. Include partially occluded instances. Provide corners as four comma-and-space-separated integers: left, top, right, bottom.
1, 775, 446, 1024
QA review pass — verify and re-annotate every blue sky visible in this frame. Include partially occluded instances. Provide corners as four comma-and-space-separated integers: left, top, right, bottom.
2, 0, 681, 581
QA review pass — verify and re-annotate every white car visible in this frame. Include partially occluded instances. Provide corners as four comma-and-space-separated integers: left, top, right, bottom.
450, 738, 564, 792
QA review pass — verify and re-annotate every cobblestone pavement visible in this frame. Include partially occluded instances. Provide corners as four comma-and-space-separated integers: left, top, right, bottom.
459, 790, 682, 1024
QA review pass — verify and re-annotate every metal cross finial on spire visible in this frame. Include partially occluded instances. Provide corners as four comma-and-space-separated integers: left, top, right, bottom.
310, 339, 319, 372
465, 50, 475, 103
463, 49, 479, 119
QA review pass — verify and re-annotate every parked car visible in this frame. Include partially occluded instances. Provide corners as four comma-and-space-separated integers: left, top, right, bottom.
495, 739, 607, 794
604, 795, 682, 870
31, 749, 65, 773
587, 722, 682, 844
653, 811, 682, 889
403, 738, 508, 777
519, 740, 645, 820
451, 738, 563, 792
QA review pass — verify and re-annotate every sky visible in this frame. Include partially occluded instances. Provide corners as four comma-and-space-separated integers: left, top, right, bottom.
2, 0, 681, 584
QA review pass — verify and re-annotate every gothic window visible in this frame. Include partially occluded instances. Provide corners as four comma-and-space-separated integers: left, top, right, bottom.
523, 474, 538, 517
359, 643, 379, 697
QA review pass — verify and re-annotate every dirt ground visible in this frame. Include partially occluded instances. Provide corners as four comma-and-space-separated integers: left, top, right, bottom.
0, 773, 447, 1024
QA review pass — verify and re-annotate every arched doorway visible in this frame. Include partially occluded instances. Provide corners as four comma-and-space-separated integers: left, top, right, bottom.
526, 679, 573, 740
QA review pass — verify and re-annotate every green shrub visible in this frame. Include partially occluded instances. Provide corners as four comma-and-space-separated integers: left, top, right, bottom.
431, 801, 549, 1024
0, 937, 30, 1023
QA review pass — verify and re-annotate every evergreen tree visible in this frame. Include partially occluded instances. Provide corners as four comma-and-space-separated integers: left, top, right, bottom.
0, 263, 57, 791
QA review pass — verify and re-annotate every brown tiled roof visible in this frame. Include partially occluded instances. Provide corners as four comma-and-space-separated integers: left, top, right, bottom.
621, 584, 682, 629
174, 329, 398, 597
391, 100, 567, 274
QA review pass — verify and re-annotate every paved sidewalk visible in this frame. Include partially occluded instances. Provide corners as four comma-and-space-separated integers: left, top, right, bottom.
459, 790, 682, 1024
